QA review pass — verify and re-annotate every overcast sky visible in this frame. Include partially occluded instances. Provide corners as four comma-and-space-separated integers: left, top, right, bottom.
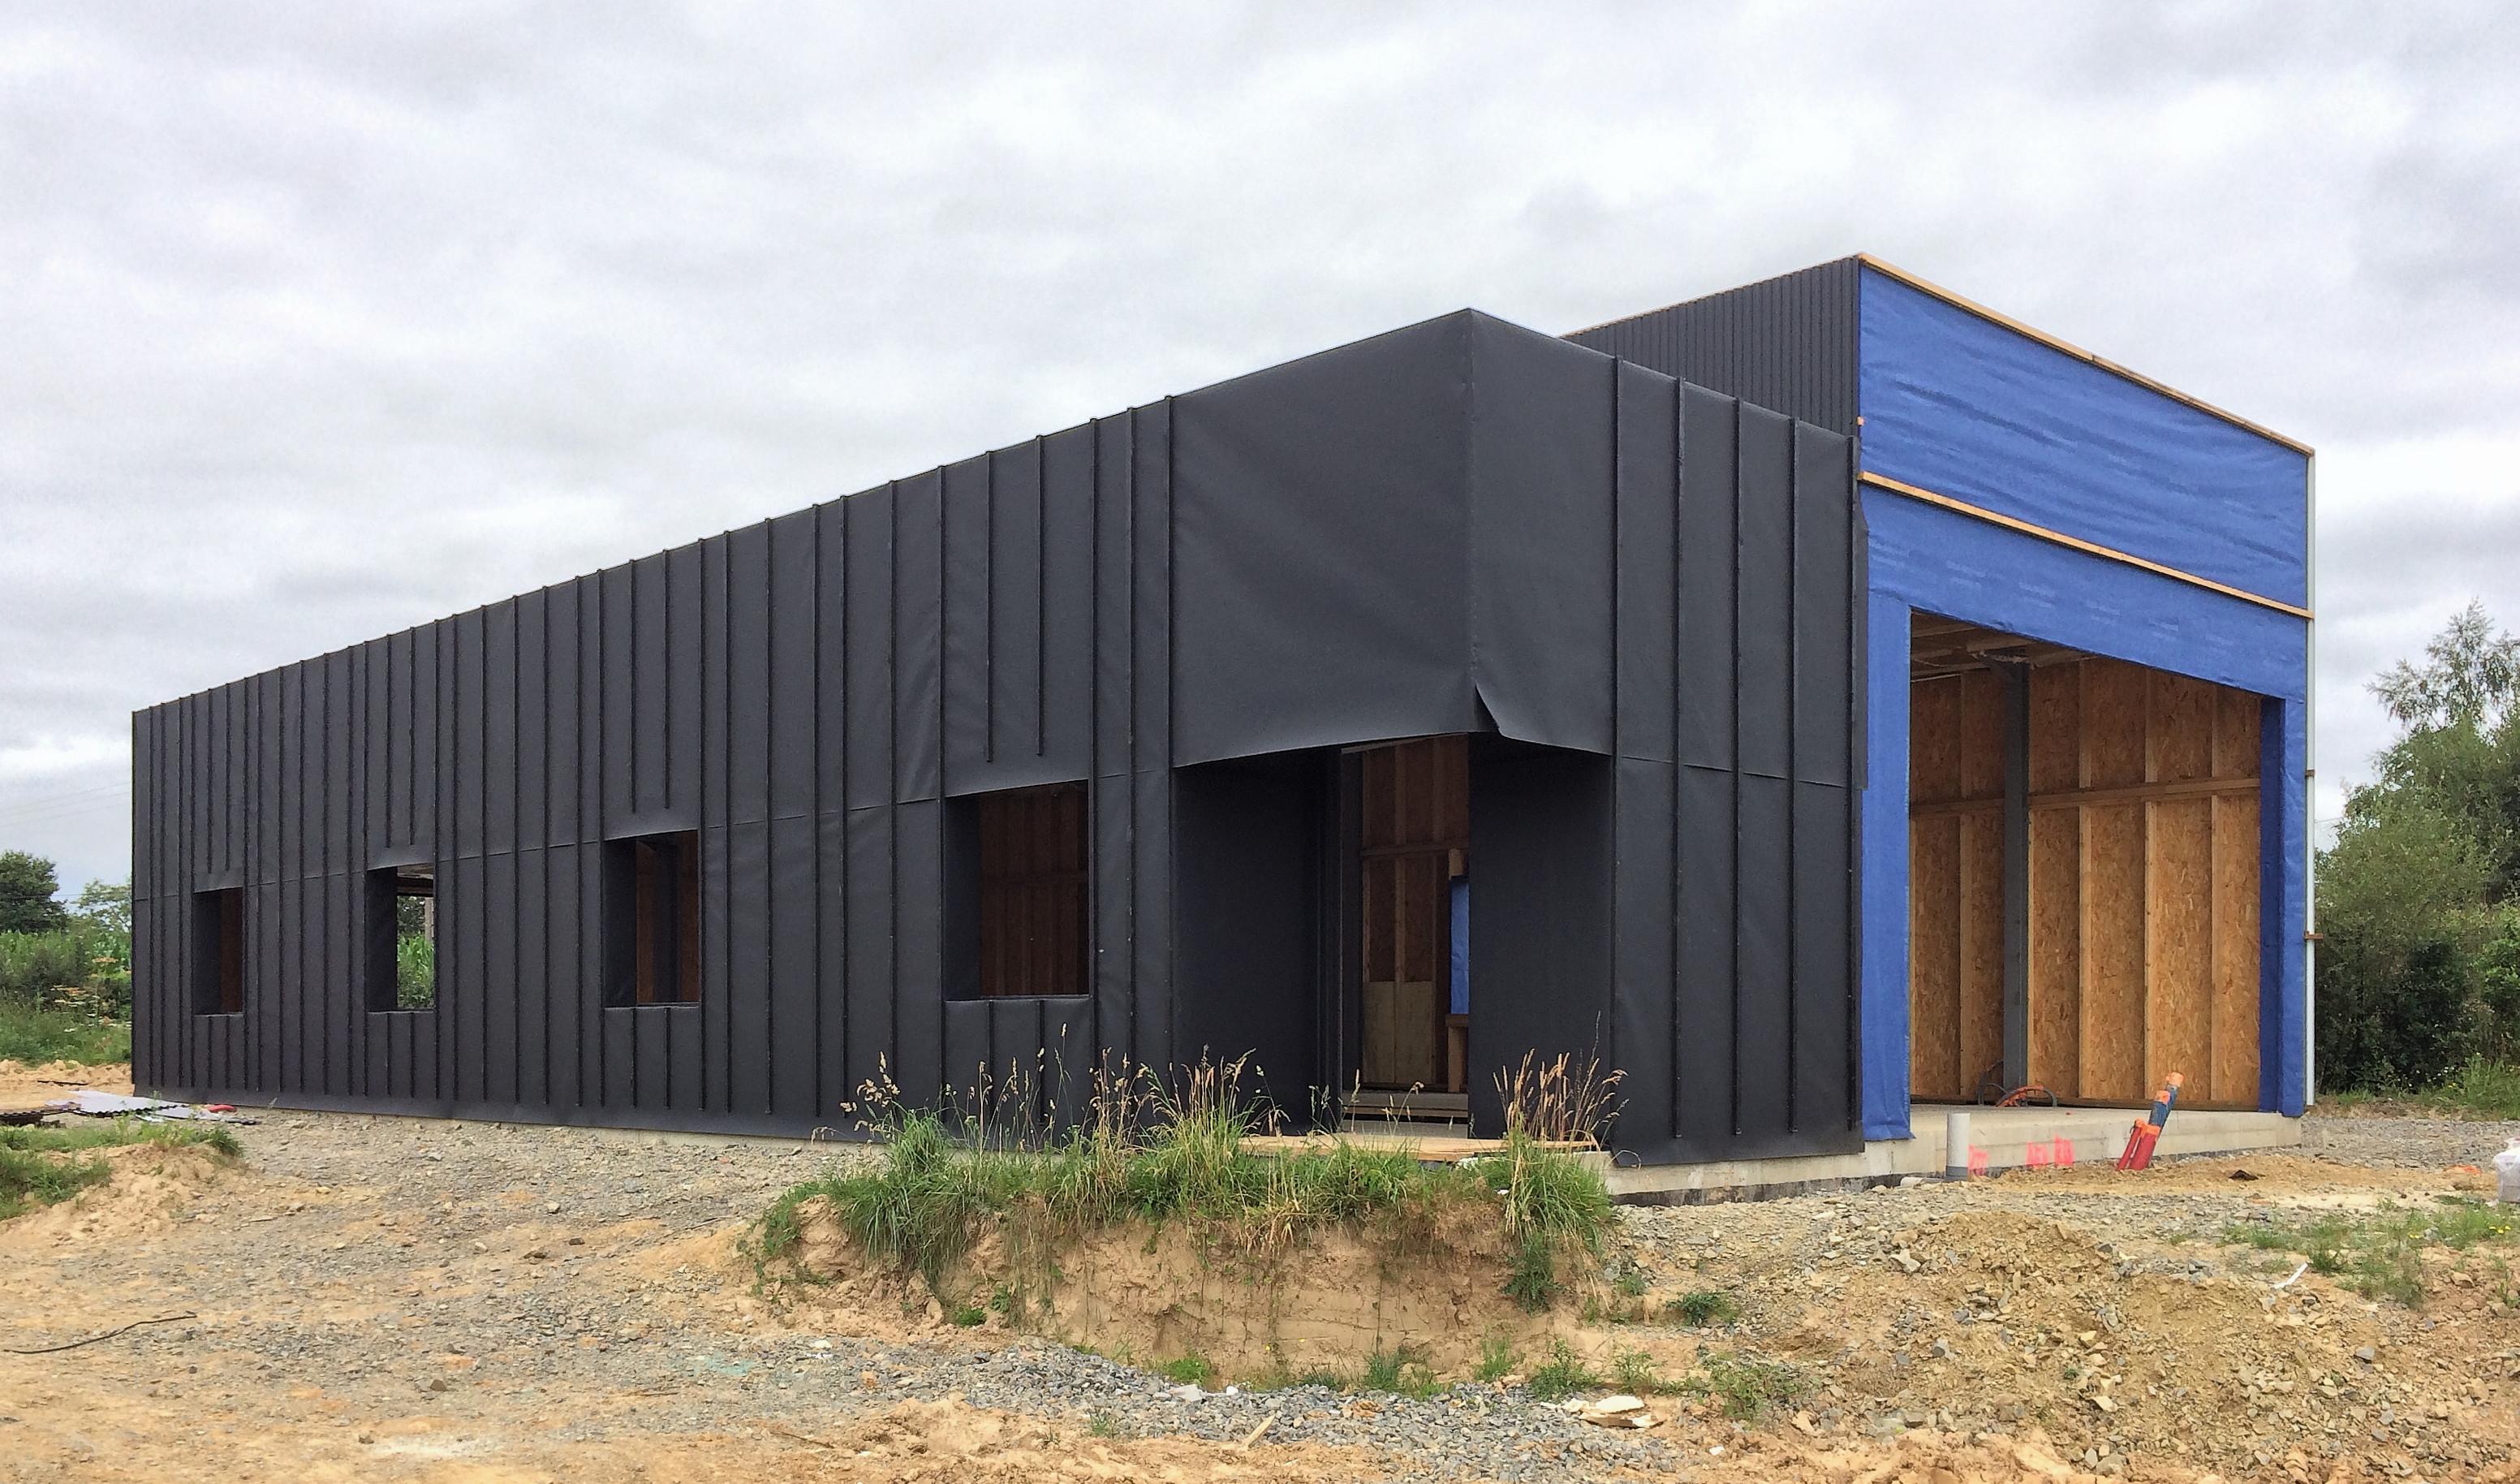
4, 3, 2515, 894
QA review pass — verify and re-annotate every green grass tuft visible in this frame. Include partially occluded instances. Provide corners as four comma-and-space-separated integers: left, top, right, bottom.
1525, 1339, 1602, 1400
1612, 1347, 1666, 1394
0, 995, 129, 1067
1154, 1352, 1215, 1387
2219, 1199, 2520, 1305
1668, 1288, 1738, 1327
1472, 1335, 1518, 1383
0, 1118, 239, 1222
1700, 1351, 1809, 1419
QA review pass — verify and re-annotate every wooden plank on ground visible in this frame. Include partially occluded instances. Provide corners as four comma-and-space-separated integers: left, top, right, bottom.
2144, 796, 2214, 1098
2211, 792, 2262, 1106
2027, 806, 2083, 1095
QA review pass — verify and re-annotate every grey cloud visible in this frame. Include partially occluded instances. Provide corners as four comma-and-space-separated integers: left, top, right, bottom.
2, 1, 2515, 891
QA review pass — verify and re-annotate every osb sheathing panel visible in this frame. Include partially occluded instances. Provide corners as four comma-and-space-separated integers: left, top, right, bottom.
1906, 672, 2005, 1100
1910, 655, 2264, 1110
1909, 812, 1963, 1098
2027, 808, 2081, 1089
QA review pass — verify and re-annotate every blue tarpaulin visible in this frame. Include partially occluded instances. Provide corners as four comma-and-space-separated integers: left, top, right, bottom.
1854, 270, 2311, 1137
1860, 270, 2310, 609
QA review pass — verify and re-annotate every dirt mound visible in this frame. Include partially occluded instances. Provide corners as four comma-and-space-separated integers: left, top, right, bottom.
771, 1195, 1571, 1377
2, 1141, 235, 1247
0, 1059, 133, 1107
1747, 1209, 2509, 1477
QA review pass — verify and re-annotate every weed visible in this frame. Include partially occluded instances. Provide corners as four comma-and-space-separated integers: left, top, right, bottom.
988, 1283, 1015, 1315
1609, 1259, 1650, 1300
1155, 1352, 1216, 1387
1668, 1289, 1738, 1327
1085, 1411, 1121, 1439
1612, 1347, 1665, 1394
2217, 1201, 2520, 1306
1525, 1340, 1602, 1401
1473, 1336, 1518, 1383
1702, 1351, 1808, 1420
2434, 1059, 2520, 1120
756, 1053, 1621, 1324
0, 993, 128, 1067
1298, 1365, 1349, 1390
1360, 1342, 1438, 1398
949, 1304, 986, 1327
0, 1118, 239, 1222
1506, 1231, 1564, 1312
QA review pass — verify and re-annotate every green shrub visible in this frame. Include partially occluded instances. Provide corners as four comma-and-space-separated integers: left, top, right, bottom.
0, 933, 92, 1001
0, 994, 130, 1066
1472, 1336, 1518, 1383
2433, 1057, 2520, 1119
1154, 1352, 1215, 1387
395, 931, 437, 1008
1612, 1347, 1665, 1394
1669, 1288, 1738, 1327
1701, 1351, 1809, 1419
1525, 1340, 1601, 1400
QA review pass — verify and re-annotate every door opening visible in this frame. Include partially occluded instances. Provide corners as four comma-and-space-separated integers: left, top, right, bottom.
1352, 735, 1469, 1094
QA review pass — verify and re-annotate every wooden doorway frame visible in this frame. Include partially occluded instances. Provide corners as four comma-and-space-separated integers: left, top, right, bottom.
1337, 736, 1470, 1097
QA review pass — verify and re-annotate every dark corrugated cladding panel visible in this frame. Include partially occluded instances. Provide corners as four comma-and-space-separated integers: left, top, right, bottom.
1566, 257, 1862, 436
131, 309, 1862, 1161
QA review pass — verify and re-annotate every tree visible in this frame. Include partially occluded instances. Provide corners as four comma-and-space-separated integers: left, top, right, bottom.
2315, 794, 2490, 1088
2317, 602, 2520, 1089
0, 850, 67, 934
68, 878, 130, 941
2371, 599, 2520, 731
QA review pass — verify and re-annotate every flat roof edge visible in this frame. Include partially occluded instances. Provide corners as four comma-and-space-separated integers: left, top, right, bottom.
1855, 254, 2313, 458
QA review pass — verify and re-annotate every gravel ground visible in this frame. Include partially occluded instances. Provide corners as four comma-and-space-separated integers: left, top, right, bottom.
5, 1106, 2514, 1482
5, 1111, 1685, 1482
2303, 1112, 2520, 1170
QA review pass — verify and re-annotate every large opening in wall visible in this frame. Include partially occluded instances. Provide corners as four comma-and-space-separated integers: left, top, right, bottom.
191, 887, 244, 1016
604, 831, 700, 1006
1907, 613, 2264, 1110
365, 865, 437, 1012
1346, 735, 1470, 1104
946, 782, 1088, 1000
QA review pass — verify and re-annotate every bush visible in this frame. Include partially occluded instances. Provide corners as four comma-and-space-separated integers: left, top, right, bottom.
1525, 1340, 1601, 1400
0, 995, 131, 1065
2315, 795, 2492, 1089
756, 1055, 1622, 1336
0, 933, 91, 1001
